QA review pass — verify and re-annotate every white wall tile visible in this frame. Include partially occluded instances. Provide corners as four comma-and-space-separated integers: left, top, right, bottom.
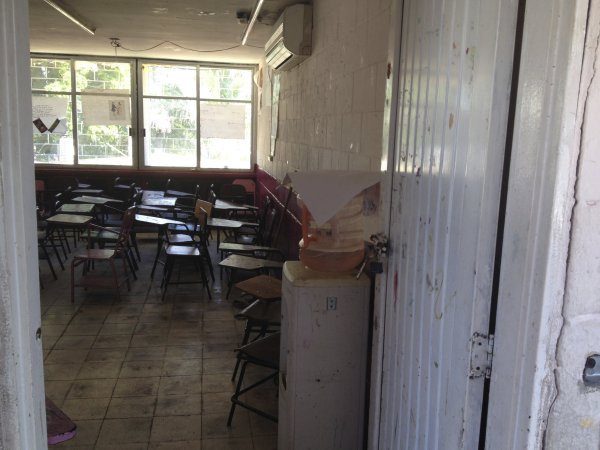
256, 0, 391, 179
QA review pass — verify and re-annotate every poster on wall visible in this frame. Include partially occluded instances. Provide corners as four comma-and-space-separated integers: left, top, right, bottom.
200, 103, 246, 139
32, 96, 68, 134
81, 89, 130, 126
269, 74, 280, 161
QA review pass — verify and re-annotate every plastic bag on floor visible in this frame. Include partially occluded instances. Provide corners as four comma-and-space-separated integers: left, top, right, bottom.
46, 396, 77, 445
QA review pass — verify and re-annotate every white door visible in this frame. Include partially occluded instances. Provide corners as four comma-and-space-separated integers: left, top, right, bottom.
374, 0, 520, 448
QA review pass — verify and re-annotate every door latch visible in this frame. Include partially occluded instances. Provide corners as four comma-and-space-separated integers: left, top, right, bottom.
356, 233, 389, 279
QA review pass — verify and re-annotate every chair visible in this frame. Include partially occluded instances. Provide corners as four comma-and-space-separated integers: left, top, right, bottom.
96, 191, 142, 264
219, 183, 247, 203
160, 244, 212, 301
231, 298, 281, 381
232, 179, 256, 205
74, 177, 91, 189
228, 332, 280, 426
70, 206, 136, 303
151, 199, 215, 282
164, 178, 195, 198
159, 202, 213, 300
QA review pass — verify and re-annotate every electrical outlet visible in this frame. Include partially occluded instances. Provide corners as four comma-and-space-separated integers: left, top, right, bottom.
326, 297, 337, 311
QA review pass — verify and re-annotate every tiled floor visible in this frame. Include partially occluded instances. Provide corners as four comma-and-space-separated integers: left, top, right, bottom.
40, 238, 278, 449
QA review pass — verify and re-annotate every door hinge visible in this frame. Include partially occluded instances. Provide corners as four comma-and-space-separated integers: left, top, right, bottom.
469, 332, 494, 379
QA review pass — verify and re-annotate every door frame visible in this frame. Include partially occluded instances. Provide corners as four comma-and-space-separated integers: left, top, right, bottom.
0, 0, 47, 448
484, 0, 591, 447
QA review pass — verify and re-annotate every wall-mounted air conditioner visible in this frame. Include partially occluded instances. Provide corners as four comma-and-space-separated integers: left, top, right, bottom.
265, 4, 312, 72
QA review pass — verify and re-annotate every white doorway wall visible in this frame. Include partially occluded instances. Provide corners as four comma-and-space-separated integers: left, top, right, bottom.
0, 0, 46, 448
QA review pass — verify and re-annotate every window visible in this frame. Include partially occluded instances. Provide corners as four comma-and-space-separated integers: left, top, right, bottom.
141, 64, 253, 169
142, 64, 198, 167
31, 56, 254, 170
31, 57, 133, 165
199, 68, 252, 169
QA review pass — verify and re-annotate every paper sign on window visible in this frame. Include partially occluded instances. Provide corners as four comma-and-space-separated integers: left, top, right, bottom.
32, 96, 68, 134
200, 103, 246, 139
81, 90, 130, 126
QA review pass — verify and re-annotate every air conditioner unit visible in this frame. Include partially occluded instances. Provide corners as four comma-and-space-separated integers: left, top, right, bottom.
265, 4, 312, 72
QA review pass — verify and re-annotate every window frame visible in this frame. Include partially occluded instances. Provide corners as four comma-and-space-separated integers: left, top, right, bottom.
31, 54, 257, 172
31, 54, 138, 168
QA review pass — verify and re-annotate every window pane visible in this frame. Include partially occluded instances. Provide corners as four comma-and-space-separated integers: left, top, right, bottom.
32, 94, 73, 164
77, 96, 132, 165
199, 68, 252, 101
31, 58, 71, 92
143, 64, 196, 97
200, 102, 251, 169
144, 98, 197, 167
75, 61, 131, 92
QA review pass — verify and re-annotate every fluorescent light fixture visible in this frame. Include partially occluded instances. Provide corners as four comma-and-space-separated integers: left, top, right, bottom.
241, 0, 265, 45
42, 0, 96, 35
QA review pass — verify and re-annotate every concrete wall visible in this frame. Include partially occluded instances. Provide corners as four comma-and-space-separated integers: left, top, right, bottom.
256, 0, 391, 180
545, 0, 600, 446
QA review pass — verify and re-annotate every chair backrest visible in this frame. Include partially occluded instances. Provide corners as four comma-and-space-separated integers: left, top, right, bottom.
115, 206, 136, 251
196, 199, 213, 218
193, 200, 209, 228
259, 198, 280, 246
232, 179, 255, 205
219, 184, 247, 203
232, 178, 255, 193
206, 184, 216, 204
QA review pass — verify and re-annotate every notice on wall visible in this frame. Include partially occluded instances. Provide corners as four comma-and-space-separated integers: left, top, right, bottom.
200, 103, 246, 139
32, 96, 68, 134
81, 90, 130, 126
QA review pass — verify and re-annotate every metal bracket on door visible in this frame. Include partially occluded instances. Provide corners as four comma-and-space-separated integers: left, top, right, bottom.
356, 233, 389, 278
469, 332, 494, 379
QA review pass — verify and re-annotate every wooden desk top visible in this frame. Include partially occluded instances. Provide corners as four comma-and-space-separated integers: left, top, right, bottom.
234, 275, 282, 300
207, 218, 243, 229
166, 189, 194, 198
135, 214, 184, 226
46, 213, 94, 225
219, 254, 284, 270
219, 243, 279, 253
137, 204, 169, 213
214, 199, 249, 211
72, 196, 123, 205
142, 197, 177, 207
57, 203, 95, 214
72, 188, 103, 195
214, 199, 259, 211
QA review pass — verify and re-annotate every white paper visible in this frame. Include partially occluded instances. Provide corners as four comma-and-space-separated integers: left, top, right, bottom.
200, 103, 245, 139
284, 171, 381, 225
32, 96, 68, 134
81, 90, 130, 126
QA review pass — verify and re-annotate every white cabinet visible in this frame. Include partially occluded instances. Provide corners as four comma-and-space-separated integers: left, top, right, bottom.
279, 261, 371, 450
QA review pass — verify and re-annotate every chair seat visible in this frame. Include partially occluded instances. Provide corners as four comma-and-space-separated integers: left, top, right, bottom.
167, 234, 195, 244
219, 255, 283, 271
236, 299, 281, 324
73, 248, 115, 260
234, 275, 282, 300
165, 245, 200, 257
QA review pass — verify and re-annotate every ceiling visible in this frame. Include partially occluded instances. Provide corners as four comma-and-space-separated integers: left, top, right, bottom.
29, 0, 299, 64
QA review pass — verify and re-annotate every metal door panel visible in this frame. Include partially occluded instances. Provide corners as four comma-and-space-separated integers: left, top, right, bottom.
376, 0, 518, 448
